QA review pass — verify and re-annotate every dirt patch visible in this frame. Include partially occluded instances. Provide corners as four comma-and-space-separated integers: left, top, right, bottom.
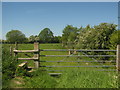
10, 77, 25, 88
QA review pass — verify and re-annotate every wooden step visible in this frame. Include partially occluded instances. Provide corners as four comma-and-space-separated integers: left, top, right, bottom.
18, 61, 28, 67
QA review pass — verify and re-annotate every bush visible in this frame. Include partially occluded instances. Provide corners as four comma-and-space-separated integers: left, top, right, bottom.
2, 46, 17, 88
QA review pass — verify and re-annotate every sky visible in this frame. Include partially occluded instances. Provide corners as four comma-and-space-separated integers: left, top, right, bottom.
2, 2, 118, 40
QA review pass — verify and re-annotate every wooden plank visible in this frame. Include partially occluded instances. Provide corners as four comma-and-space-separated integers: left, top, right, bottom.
13, 50, 39, 53
18, 57, 39, 60
116, 45, 120, 71
18, 61, 28, 67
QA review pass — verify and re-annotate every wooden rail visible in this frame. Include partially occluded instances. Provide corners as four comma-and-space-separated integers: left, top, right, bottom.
13, 50, 39, 53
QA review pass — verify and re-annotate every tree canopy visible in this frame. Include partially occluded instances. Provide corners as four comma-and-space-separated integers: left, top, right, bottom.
38, 28, 54, 43
6, 30, 27, 43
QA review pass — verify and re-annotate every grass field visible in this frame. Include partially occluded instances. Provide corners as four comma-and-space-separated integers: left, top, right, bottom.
2, 43, 118, 88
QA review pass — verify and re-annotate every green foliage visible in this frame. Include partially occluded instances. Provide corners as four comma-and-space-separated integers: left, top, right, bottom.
6, 30, 28, 43
38, 28, 54, 43
53, 36, 62, 43
2, 45, 18, 88
109, 30, 120, 50
76, 23, 117, 49
62, 25, 78, 48
28, 35, 39, 43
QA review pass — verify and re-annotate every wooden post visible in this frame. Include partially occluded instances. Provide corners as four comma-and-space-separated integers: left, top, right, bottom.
10, 46, 12, 56
34, 42, 39, 68
14, 42, 18, 56
14, 42, 18, 62
116, 45, 120, 72
74, 49, 77, 54
68, 49, 71, 55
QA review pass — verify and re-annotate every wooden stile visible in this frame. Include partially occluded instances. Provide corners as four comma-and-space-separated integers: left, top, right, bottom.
13, 42, 40, 69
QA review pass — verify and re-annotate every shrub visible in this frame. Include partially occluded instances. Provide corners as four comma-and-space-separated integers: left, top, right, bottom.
2, 46, 17, 88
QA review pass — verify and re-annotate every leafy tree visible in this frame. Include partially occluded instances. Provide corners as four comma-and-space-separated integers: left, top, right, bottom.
28, 35, 36, 43
109, 30, 120, 49
6, 30, 27, 43
38, 28, 54, 43
28, 35, 39, 43
76, 23, 117, 49
53, 36, 62, 43
62, 25, 78, 48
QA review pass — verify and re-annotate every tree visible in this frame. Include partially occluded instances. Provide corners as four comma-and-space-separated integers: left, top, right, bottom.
109, 30, 120, 49
53, 36, 62, 43
62, 25, 78, 48
28, 35, 39, 43
76, 23, 117, 49
38, 28, 54, 43
28, 35, 35, 43
6, 30, 27, 43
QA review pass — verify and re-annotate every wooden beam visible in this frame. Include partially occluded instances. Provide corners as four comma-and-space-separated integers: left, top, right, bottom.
13, 50, 39, 53
18, 61, 28, 67
18, 57, 39, 60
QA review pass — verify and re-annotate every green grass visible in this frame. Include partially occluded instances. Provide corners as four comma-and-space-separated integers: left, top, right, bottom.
3, 43, 118, 88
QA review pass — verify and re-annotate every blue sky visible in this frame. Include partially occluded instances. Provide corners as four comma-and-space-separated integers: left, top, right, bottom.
2, 2, 118, 39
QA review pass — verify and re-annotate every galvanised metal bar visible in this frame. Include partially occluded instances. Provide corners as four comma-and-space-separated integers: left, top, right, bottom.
40, 49, 116, 52
40, 65, 115, 67
40, 60, 116, 63
44, 69, 116, 72
40, 55, 116, 57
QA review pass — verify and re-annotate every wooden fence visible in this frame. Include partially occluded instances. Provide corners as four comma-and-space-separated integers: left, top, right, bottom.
12, 42, 120, 72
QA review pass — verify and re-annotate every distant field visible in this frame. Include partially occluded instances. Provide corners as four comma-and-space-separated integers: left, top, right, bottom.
2, 43, 118, 88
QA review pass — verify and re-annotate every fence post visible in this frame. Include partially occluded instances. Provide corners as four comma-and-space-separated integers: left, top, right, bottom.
68, 49, 71, 55
14, 42, 18, 62
116, 45, 120, 72
74, 49, 77, 54
34, 42, 39, 68
14, 42, 18, 56
10, 46, 12, 56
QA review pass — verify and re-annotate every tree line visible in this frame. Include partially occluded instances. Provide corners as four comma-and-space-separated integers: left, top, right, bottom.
62, 23, 119, 50
1, 28, 62, 43
1, 22, 119, 50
